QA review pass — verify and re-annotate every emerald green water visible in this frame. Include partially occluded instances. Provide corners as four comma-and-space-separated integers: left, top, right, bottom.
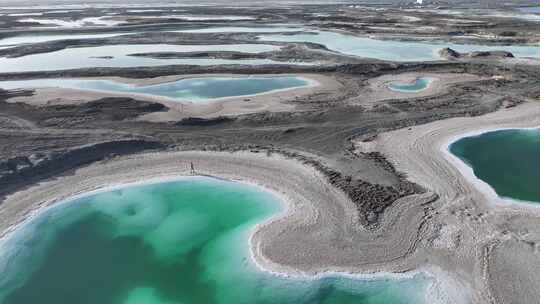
450, 128, 540, 203
0, 177, 433, 304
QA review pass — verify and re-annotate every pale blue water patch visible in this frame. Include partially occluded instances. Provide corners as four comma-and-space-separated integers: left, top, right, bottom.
0, 44, 287, 73
0, 76, 311, 102
388, 77, 432, 92
172, 26, 303, 34
0, 33, 126, 48
485, 10, 540, 22
0, 26, 301, 48
0, 177, 437, 304
259, 31, 540, 61
126, 9, 167, 13
161, 15, 256, 21
518, 6, 540, 14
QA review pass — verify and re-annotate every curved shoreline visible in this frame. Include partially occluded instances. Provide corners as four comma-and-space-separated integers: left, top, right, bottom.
355, 101, 540, 303
0, 150, 463, 304
1, 74, 319, 104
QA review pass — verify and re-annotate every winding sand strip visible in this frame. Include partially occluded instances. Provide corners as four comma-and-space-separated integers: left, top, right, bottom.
4, 74, 340, 120
0, 150, 461, 303
355, 101, 540, 304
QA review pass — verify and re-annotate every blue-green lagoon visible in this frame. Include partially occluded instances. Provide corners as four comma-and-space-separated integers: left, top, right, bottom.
0, 76, 311, 102
388, 77, 432, 93
0, 177, 436, 304
449, 128, 540, 204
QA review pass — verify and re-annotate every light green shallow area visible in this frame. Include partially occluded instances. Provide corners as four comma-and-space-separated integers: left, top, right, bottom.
0, 177, 433, 304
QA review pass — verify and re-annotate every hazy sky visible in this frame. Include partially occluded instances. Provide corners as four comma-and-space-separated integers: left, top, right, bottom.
0, 0, 358, 5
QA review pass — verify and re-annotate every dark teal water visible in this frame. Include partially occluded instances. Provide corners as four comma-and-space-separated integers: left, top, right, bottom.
0, 177, 432, 304
0, 77, 309, 102
450, 128, 540, 203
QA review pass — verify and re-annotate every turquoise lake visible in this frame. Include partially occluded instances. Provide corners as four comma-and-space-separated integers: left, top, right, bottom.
450, 128, 540, 203
259, 31, 540, 61
0, 177, 434, 304
388, 77, 431, 92
0, 76, 310, 102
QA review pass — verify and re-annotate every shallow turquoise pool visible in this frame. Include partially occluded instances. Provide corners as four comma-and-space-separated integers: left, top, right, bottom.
0, 177, 434, 304
388, 77, 432, 92
0, 76, 311, 102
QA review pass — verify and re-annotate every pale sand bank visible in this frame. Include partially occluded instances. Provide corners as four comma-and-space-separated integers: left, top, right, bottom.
0, 150, 464, 303
355, 101, 540, 303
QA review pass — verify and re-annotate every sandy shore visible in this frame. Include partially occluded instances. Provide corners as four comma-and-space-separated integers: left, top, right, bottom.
3, 73, 341, 120
355, 101, 540, 303
0, 149, 464, 303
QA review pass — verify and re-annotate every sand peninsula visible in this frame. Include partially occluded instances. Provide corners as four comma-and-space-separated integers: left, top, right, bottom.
1, 149, 467, 304
356, 101, 540, 304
